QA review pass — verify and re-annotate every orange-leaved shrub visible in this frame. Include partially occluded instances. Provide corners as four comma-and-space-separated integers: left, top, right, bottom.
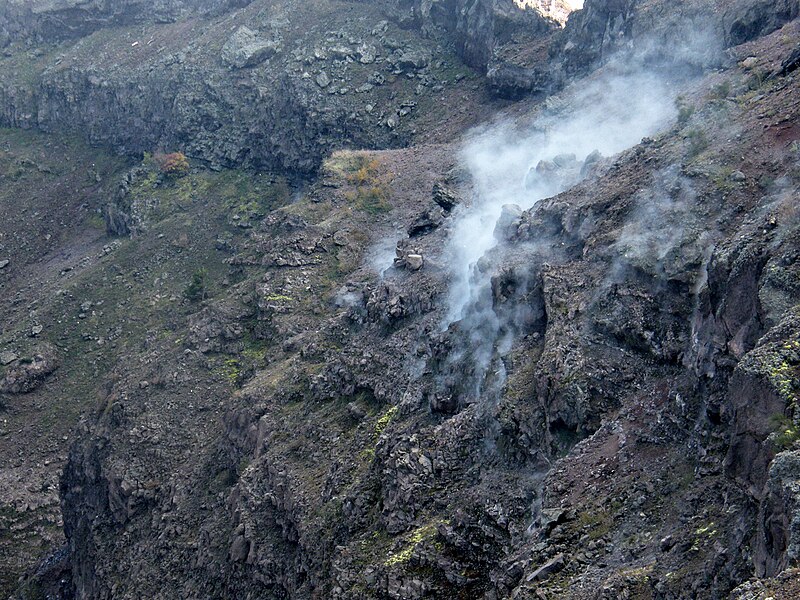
154, 152, 190, 176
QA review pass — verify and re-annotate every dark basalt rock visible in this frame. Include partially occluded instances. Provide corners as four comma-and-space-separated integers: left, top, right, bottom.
3, 0, 800, 599
0, 0, 253, 42
486, 62, 550, 99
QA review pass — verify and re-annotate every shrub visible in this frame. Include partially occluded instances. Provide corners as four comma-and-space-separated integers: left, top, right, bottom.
334, 153, 393, 214
346, 186, 392, 214
346, 156, 382, 186
685, 128, 709, 159
184, 268, 208, 301
154, 152, 190, 177
771, 414, 800, 450
710, 80, 731, 100
675, 96, 695, 125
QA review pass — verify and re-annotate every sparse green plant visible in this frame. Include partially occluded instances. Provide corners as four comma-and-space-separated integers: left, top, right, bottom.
710, 166, 735, 194
577, 509, 612, 540
184, 268, 209, 301
222, 358, 242, 385
375, 406, 398, 436
675, 96, 695, 125
685, 128, 709, 159
710, 80, 731, 100
326, 151, 393, 214
770, 414, 800, 450
346, 156, 382, 186
746, 69, 769, 91
384, 522, 441, 567
348, 186, 392, 215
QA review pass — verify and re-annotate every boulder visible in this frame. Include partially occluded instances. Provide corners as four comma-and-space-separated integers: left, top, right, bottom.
754, 450, 800, 577
774, 43, 800, 78
316, 71, 332, 88
432, 183, 460, 212
724, 0, 800, 46
494, 204, 523, 241
0, 350, 18, 365
221, 26, 279, 69
0, 345, 59, 394
406, 254, 424, 271
396, 50, 429, 72
526, 553, 565, 582
487, 63, 549, 99
407, 207, 444, 237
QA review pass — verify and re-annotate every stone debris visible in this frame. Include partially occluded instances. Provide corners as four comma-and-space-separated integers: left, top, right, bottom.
221, 26, 280, 69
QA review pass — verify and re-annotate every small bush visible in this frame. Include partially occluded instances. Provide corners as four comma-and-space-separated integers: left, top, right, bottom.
184, 268, 208, 301
346, 156, 382, 186
710, 80, 731, 100
346, 186, 392, 214
330, 153, 393, 214
771, 414, 800, 450
154, 152, 190, 177
685, 128, 709, 159
747, 69, 769, 91
675, 96, 695, 125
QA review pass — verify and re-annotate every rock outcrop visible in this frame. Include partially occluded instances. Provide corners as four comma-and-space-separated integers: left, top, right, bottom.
1, 1, 799, 599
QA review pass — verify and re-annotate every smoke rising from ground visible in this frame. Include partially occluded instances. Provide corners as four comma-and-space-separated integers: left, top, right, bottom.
446, 70, 680, 326
439, 66, 688, 402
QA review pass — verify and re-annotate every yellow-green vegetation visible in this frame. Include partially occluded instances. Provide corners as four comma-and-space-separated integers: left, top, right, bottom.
771, 414, 800, 450
325, 151, 393, 214
709, 80, 732, 100
130, 155, 290, 224
685, 128, 709, 159
751, 337, 800, 449
375, 406, 399, 436
220, 358, 242, 385
764, 340, 800, 404
675, 96, 695, 125
241, 338, 269, 363
690, 521, 718, 552
577, 509, 613, 541
709, 166, 736, 194
694, 522, 717, 536
357, 405, 399, 463
87, 212, 107, 230
384, 522, 441, 567
263, 294, 294, 303
610, 564, 655, 599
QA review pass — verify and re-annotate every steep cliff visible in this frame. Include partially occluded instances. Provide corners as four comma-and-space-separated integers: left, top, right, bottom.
1, 1, 799, 599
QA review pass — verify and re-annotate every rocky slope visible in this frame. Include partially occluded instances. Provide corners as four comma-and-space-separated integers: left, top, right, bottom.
0, 0, 799, 599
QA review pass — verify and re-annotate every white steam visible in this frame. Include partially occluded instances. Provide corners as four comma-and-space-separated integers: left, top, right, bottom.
445, 70, 680, 327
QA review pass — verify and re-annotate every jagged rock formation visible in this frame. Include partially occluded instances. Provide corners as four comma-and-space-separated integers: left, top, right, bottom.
0, 0, 251, 42
0, 1, 799, 599
0, 0, 495, 174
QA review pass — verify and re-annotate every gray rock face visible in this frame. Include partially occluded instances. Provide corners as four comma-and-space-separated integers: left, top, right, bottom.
754, 450, 800, 577
551, 0, 800, 81
221, 26, 279, 69
0, 0, 251, 42
377, 0, 559, 70
0, 345, 58, 394
47, 54, 800, 600
3, 1, 800, 599
0, 350, 18, 365
723, 0, 800, 46
0, 3, 442, 175
487, 63, 550, 99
